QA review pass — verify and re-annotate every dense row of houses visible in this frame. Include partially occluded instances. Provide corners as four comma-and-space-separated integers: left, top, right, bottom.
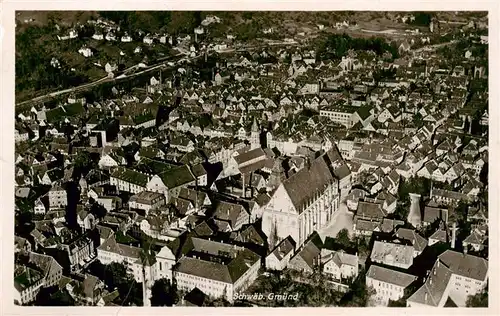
14, 14, 488, 307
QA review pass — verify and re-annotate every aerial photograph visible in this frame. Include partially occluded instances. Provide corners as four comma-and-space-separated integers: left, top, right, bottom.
13, 11, 488, 307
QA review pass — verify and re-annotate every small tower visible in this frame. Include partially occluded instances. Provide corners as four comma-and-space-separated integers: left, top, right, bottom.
407, 193, 422, 228
268, 158, 286, 190
78, 176, 88, 194
250, 117, 260, 149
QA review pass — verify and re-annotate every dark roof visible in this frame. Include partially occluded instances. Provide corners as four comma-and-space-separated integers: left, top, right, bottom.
423, 206, 448, 224
110, 167, 149, 187
183, 287, 206, 306
356, 201, 386, 219
270, 236, 296, 261
438, 250, 488, 281
366, 264, 417, 287
291, 232, 323, 269
213, 201, 248, 229
234, 148, 266, 165
175, 247, 260, 284
408, 250, 488, 307
281, 148, 339, 212
395, 228, 428, 252
159, 165, 195, 189
355, 106, 373, 121
193, 221, 214, 237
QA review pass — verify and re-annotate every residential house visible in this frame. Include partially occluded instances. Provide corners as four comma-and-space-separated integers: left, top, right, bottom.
96, 236, 146, 283
366, 264, 417, 306
288, 232, 323, 274
265, 236, 296, 271
321, 249, 359, 281
370, 241, 414, 269
394, 228, 428, 257
407, 250, 488, 307
212, 201, 250, 232
48, 186, 67, 209
174, 238, 261, 303
146, 165, 196, 201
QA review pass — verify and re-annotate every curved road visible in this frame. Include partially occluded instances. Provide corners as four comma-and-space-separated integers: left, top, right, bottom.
16, 53, 186, 109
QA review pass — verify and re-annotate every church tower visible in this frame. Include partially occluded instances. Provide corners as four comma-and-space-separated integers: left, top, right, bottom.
250, 117, 260, 149
268, 158, 286, 191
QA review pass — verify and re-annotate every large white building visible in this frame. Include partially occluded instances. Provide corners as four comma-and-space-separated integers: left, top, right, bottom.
146, 165, 196, 200
97, 236, 145, 283
14, 266, 45, 305
366, 264, 418, 306
262, 148, 343, 248
174, 237, 261, 302
320, 106, 357, 127
407, 250, 488, 307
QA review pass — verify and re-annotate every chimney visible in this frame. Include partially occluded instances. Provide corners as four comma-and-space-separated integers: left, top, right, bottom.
451, 222, 457, 249
424, 293, 428, 302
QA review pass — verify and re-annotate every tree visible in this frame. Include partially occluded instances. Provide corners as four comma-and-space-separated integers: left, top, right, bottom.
33, 286, 75, 306
150, 278, 179, 306
409, 12, 433, 26
335, 229, 351, 248
73, 150, 98, 177
466, 283, 488, 307
338, 268, 374, 307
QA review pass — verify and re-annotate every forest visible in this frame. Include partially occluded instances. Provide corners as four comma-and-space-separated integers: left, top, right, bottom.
316, 33, 400, 61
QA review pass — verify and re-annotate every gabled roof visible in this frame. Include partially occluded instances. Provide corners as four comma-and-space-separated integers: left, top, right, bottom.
213, 201, 248, 228
290, 232, 323, 269
269, 236, 296, 261
356, 201, 386, 219
371, 241, 414, 267
159, 165, 195, 189
367, 264, 417, 287
439, 250, 488, 281
395, 228, 428, 252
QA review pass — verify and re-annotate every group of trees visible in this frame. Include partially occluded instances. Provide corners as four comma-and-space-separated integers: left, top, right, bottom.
324, 229, 370, 259
150, 278, 179, 306
466, 282, 488, 307
337, 268, 375, 307
245, 270, 344, 307
316, 34, 399, 61
85, 261, 143, 306
15, 24, 89, 100
407, 12, 433, 27
98, 12, 202, 35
